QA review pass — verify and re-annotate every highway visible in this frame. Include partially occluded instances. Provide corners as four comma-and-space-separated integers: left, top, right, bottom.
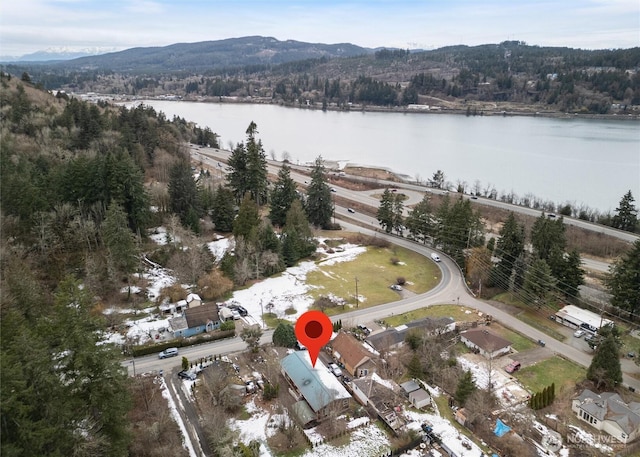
192, 144, 639, 244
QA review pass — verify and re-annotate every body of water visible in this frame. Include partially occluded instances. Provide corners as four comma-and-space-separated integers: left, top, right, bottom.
131, 101, 639, 213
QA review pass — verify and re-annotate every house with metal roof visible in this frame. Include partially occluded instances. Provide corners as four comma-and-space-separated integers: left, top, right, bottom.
281, 351, 351, 427
572, 389, 640, 444
460, 329, 512, 359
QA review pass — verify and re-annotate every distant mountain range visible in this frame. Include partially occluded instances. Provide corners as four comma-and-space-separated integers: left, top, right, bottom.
35, 36, 374, 73
0, 47, 120, 63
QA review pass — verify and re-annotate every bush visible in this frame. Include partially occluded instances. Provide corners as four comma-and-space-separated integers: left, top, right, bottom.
390, 256, 400, 265
220, 320, 236, 332
396, 277, 406, 285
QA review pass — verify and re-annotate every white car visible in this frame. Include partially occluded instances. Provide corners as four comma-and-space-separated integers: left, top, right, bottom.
329, 363, 343, 377
573, 330, 585, 338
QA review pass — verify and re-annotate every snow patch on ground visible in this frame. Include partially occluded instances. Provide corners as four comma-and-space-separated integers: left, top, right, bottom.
302, 423, 390, 457
160, 377, 198, 457
404, 409, 482, 457
224, 242, 367, 328
207, 237, 231, 262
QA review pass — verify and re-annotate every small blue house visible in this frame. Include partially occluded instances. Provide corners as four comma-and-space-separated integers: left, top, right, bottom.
170, 304, 221, 338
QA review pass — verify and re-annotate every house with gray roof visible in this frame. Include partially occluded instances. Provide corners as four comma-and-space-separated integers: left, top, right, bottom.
572, 389, 640, 444
169, 304, 221, 338
281, 351, 351, 427
366, 317, 455, 353
460, 329, 512, 359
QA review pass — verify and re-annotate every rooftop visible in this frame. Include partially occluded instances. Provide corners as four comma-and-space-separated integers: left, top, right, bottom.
556, 305, 613, 329
281, 351, 351, 412
184, 304, 220, 328
331, 332, 374, 370
460, 329, 511, 352
575, 389, 640, 435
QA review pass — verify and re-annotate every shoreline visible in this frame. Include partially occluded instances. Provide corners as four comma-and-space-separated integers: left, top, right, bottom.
111, 94, 640, 122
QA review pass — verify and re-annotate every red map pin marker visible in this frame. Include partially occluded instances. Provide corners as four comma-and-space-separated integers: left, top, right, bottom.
295, 310, 333, 368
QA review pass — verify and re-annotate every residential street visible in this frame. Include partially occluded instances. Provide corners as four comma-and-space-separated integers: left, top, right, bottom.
125, 216, 640, 390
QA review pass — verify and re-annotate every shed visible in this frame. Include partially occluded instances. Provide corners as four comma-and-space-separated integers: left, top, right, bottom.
400, 380, 421, 396
409, 388, 431, 409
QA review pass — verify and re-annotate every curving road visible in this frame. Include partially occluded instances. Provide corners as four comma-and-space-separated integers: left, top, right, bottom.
126, 180, 640, 389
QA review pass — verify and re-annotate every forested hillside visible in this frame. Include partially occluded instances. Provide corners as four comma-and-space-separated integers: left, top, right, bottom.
0, 73, 345, 454
5, 39, 639, 114
0, 74, 210, 455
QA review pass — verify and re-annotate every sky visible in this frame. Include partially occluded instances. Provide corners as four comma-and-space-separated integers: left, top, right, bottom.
1, 0, 639, 58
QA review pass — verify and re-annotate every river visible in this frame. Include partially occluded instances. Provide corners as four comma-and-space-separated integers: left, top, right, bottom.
129, 100, 639, 213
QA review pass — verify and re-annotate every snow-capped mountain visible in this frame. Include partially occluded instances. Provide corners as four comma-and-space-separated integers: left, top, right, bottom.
1, 47, 120, 62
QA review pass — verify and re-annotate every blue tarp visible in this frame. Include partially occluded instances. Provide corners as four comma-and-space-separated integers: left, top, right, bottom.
494, 419, 511, 437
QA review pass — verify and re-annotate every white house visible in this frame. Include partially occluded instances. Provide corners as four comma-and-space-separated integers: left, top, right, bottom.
460, 329, 512, 359
572, 389, 640, 444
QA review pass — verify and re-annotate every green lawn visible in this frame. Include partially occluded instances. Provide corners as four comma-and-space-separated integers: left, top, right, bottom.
488, 325, 537, 352
492, 292, 567, 341
515, 355, 586, 394
382, 304, 478, 327
306, 244, 440, 312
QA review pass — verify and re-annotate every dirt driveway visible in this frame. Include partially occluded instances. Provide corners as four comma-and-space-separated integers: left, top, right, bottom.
510, 347, 554, 368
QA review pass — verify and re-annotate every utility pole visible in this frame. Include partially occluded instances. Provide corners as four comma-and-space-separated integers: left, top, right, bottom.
355, 277, 359, 308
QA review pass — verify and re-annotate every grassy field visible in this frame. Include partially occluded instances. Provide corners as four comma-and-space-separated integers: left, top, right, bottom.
306, 243, 440, 313
488, 324, 538, 352
382, 305, 479, 327
492, 292, 567, 341
515, 355, 586, 394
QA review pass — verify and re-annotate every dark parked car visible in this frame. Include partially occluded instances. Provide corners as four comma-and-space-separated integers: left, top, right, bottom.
178, 370, 196, 381
237, 306, 248, 316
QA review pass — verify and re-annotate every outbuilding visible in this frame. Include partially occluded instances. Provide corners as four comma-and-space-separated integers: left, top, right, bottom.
555, 305, 612, 334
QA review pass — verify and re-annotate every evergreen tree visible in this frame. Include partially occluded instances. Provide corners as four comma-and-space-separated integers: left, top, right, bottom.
612, 190, 638, 232
269, 164, 299, 227
492, 212, 525, 290
377, 188, 395, 233
455, 369, 476, 406
556, 249, 585, 298
233, 194, 260, 240
281, 200, 317, 266
168, 159, 199, 227
305, 156, 333, 228
102, 202, 139, 276
1, 277, 131, 456
211, 185, 235, 232
244, 122, 269, 206
392, 193, 405, 235
405, 194, 434, 244
227, 142, 249, 203
523, 258, 556, 307
606, 239, 640, 316
587, 333, 623, 389
272, 323, 297, 348
531, 214, 566, 262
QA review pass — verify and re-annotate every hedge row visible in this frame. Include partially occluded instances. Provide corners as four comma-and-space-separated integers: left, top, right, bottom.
129, 330, 236, 357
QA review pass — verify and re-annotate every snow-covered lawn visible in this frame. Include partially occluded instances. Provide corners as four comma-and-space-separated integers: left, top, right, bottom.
222, 241, 366, 328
